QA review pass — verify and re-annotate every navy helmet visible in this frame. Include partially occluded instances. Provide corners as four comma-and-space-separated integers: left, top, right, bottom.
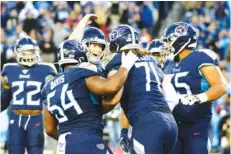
14, 37, 40, 67
162, 22, 198, 57
109, 24, 139, 52
58, 40, 88, 68
82, 27, 106, 50
146, 39, 168, 55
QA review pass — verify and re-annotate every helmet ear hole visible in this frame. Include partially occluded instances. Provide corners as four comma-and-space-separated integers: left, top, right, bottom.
109, 43, 119, 53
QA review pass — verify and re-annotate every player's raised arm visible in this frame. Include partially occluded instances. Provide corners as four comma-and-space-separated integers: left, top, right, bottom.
86, 51, 138, 95
68, 14, 98, 40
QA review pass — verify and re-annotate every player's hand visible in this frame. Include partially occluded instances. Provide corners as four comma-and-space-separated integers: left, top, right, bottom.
120, 129, 130, 153
181, 95, 201, 105
121, 51, 138, 71
82, 14, 98, 25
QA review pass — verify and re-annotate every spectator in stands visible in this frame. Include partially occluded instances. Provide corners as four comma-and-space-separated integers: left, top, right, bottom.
52, 22, 70, 47
140, 2, 154, 35
18, 1, 39, 22
54, 2, 70, 23
39, 28, 57, 63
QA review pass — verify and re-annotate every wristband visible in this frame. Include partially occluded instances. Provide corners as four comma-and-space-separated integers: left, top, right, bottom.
196, 93, 208, 103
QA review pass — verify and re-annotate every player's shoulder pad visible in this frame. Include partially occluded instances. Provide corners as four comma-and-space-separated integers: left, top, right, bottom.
77, 62, 98, 72
2, 63, 19, 74
38, 62, 57, 73
2, 63, 19, 69
197, 49, 218, 61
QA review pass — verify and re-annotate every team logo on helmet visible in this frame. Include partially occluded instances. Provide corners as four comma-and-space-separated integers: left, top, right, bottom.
110, 28, 126, 41
77, 43, 84, 51
175, 24, 189, 35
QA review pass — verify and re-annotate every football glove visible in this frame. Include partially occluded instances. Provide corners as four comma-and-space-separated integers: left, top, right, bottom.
181, 95, 200, 105
119, 128, 130, 153
121, 51, 138, 71
181, 93, 208, 105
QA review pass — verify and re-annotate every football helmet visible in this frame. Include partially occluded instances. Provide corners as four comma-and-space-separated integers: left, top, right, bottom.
57, 39, 88, 69
162, 22, 198, 58
14, 37, 40, 67
146, 39, 168, 64
82, 27, 106, 64
109, 24, 139, 52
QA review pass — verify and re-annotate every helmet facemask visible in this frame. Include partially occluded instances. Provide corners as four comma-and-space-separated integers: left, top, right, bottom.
162, 22, 198, 61
15, 47, 40, 67
162, 34, 193, 61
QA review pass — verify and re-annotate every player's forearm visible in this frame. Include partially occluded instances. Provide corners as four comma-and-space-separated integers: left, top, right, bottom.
68, 22, 85, 40
202, 83, 227, 102
68, 15, 89, 40
101, 104, 116, 114
103, 87, 123, 105
45, 129, 58, 140
120, 110, 129, 129
101, 88, 123, 114
104, 67, 128, 94
1, 88, 12, 112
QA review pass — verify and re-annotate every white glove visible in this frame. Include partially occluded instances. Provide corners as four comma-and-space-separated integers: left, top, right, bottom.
181, 95, 201, 105
121, 51, 139, 71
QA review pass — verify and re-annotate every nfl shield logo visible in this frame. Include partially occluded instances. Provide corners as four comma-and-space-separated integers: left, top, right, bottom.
96, 144, 105, 150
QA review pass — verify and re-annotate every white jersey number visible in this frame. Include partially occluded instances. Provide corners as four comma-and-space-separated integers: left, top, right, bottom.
46, 84, 83, 123
12, 81, 42, 106
135, 62, 162, 92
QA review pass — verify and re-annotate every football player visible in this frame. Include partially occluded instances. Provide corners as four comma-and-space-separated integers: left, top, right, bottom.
162, 22, 228, 154
1, 37, 56, 154
119, 38, 179, 154
42, 39, 138, 154
146, 39, 169, 67
68, 14, 106, 75
82, 27, 106, 65
104, 24, 178, 154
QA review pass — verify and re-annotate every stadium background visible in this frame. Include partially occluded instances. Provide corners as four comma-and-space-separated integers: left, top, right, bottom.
0, 1, 230, 154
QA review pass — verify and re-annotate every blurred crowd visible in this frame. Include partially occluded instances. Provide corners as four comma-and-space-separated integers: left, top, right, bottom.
0, 1, 230, 154
1, 1, 172, 69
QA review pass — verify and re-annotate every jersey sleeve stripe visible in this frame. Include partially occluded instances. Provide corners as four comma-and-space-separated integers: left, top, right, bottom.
198, 63, 215, 76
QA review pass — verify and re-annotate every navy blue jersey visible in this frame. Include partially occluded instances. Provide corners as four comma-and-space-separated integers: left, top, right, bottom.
97, 62, 105, 77
163, 59, 176, 74
169, 49, 219, 123
103, 53, 171, 125
42, 63, 104, 136
2, 63, 56, 110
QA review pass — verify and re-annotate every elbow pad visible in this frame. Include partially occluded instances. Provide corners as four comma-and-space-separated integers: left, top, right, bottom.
1, 88, 12, 112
